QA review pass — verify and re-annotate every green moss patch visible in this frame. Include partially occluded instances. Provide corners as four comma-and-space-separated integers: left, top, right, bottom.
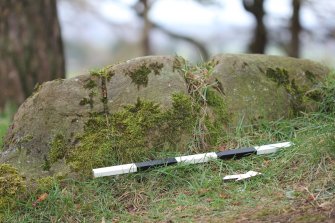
174, 57, 228, 149
0, 164, 26, 209
205, 88, 229, 145
80, 78, 99, 109
83, 78, 97, 89
67, 93, 197, 175
125, 62, 164, 88
266, 68, 308, 114
0, 164, 26, 197
90, 66, 115, 81
305, 70, 317, 83
266, 67, 290, 86
79, 96, 94, 108
48, 134, 67, 164
35, 176, 55, 192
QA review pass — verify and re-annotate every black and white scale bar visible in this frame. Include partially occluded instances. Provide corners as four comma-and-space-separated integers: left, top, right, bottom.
92, 142, 292, 178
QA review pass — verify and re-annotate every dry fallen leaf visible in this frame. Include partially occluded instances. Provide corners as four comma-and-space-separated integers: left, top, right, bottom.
112, 217, 120, 223
126, 204, 137, 213
218, 145, 227, 151
219, 193, 230, 199
232, 201, 242, 206
197, 188, 209, 195
175, 206, 187, 211
318, 201, 332, 210
263, 160, 271, 167
32, 193, 48, 206
306, 194, 316, 202
205, 198, 213, 203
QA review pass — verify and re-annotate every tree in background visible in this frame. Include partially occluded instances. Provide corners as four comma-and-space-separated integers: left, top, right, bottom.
243, 0, 267, 54
0, 0, 65, 110
135, 0, 152, 55
289, 0, 302, 57
134, 0, 210, 60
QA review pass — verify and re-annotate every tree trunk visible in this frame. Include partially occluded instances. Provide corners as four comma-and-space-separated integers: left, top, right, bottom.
0, 0, 65, 110
289, 0, 301, 57
243, 0, 267, 54
140, 0, 152, 55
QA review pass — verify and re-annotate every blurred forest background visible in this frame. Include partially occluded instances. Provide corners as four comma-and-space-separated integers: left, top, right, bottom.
1, 0, 335, 112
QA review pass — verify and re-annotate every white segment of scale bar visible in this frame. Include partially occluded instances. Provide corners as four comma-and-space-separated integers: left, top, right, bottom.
175, 152, 218, 164
93, 163, 137, 178
254, 142, 292, 155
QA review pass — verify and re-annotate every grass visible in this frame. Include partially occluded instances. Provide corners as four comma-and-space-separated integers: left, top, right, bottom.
1, 112, 334, 222
0, 121, 9, 150
0, 105, 15, 151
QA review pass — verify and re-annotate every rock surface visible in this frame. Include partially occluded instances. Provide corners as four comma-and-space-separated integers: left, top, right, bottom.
212, 54, 329, 125
0, 54, 330, 177
106, 56, 187, 111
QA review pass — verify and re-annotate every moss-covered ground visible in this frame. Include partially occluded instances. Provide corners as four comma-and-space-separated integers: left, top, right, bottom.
1, 111, 334, 222
1, 71, 334, 223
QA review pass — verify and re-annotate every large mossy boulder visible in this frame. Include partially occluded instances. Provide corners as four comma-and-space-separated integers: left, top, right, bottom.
1, 56, 189, 177
212, 54, 329, 125
0, 54, 329, 177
